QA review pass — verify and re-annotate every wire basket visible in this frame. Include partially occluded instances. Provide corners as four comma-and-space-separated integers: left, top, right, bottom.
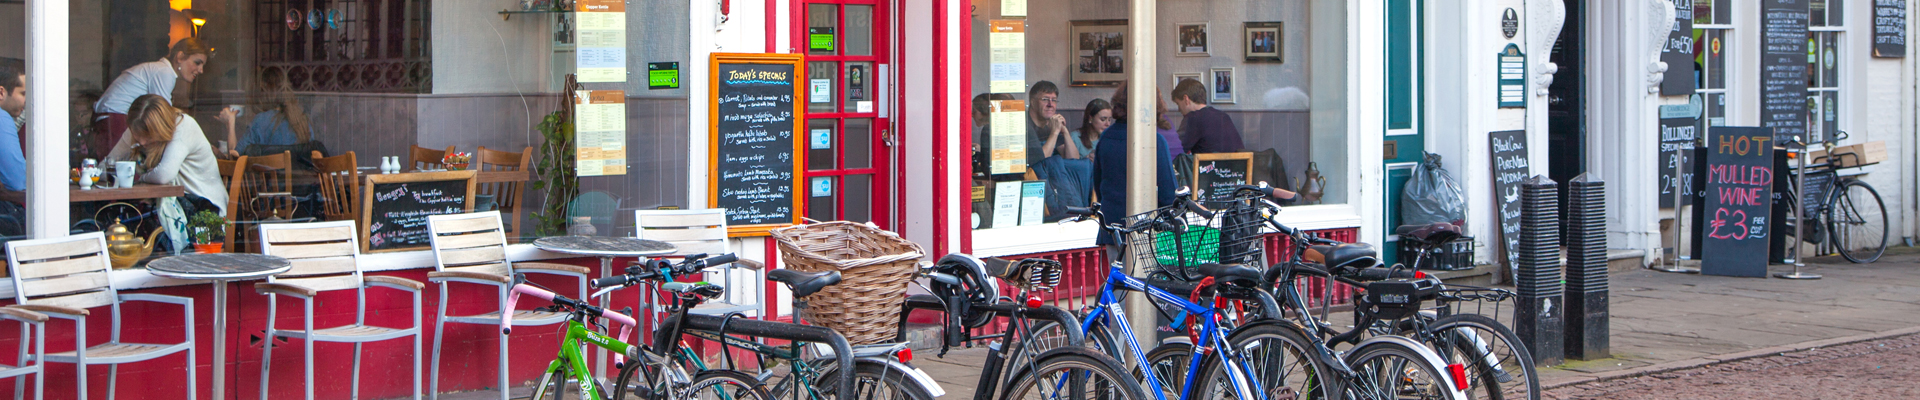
1211, 191, 1275, 269
771, 221, 926, 345
1120, 206, 1220, 282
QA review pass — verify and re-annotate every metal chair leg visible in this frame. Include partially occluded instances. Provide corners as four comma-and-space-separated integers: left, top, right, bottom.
15, 322, 26, 400
106, 365, 116, 398
33, 321, 42, 400
351, 343, 363, 399
74, 318, 85, 400
261, 302, 278, 400
414, 290, 424, 400
429, 298, 448, 400
305, 303, 316, 400
497, 329, 509, 400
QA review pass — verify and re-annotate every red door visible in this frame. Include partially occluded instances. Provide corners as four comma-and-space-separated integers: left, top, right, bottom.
795, 0, 894, 229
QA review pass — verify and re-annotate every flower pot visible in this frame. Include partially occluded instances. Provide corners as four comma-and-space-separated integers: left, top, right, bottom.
193, 243, 224, 254
446, 163, 470, 171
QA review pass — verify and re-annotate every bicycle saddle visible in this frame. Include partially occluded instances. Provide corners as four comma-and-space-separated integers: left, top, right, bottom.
1393, 222, 1463, 244
1323, 243, 1381, 270
1197, 263, 1264, 287
1304, 245, 1336, 264
768, 269, 842, 298
985, 257, 1063, 291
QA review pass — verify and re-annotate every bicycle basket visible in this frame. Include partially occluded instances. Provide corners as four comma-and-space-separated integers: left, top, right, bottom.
771, 221, 926, 345
1211, 193, 1272, 268
1121, 207, 1218, 281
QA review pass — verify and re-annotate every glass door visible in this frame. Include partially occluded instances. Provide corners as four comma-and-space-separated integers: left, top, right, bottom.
798, 0, 893, 228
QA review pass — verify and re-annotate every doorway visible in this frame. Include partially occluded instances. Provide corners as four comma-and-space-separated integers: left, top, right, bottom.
1547, 0, 1586, 241
796, 0, 895, 229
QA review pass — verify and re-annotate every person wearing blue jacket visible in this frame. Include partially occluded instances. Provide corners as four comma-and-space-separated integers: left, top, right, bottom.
1090, 82, 1178, 248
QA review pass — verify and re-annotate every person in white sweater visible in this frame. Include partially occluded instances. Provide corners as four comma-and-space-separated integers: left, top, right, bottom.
106, 94, 227, 217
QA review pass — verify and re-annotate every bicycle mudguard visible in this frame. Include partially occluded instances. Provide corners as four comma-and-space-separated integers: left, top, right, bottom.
1349, 334, 1470, 400
973, 302, 1087, 346
658, 312, 855, 398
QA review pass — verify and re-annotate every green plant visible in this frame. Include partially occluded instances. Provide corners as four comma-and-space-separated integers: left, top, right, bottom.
531, 75, 583, 236
187, 210, 226, 245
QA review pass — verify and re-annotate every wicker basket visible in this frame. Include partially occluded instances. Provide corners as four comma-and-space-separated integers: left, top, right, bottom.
771, 221, 926, 345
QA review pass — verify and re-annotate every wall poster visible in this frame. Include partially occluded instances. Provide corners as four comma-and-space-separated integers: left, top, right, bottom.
576, 90, 627, 176
574, 0, 627, 83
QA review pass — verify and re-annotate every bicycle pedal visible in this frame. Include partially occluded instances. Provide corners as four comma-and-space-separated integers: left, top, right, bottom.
1494, 369, 1513, 383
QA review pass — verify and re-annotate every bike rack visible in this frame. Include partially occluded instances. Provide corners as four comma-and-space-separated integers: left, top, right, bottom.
657, 313, 856, 398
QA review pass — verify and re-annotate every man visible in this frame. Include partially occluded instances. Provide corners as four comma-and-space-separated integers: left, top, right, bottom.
1170, 79, 1246, 154
1025, 81, 1079, 169
0, 58, 26, 192
1090, 82, 1177, 251
91, 37, 212, 159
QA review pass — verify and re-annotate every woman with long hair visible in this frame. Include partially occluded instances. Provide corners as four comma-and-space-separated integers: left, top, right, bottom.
218, 67, 312, 157
107, 94, 228, 217
1073, 98, 1113, 159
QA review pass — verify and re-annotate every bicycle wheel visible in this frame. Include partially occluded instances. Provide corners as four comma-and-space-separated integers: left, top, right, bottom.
685, 370, 775, 400
1345, 340, 1461, 400
1009, 320, 1082, 373
1202, 322, 1329, 400
1137, 342, 1195, 399
816, 359, 937, 400
529, 367, 574, 400
1828, 181, 1887, 263
1001, 348, 1151, 400
1421, 314, 1539, 400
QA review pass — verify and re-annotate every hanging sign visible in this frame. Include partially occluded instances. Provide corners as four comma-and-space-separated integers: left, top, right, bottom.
1662, 0, 1698, 95
575, 90, 627, 176
1875, 0, 1908, 58
1759, 0, 1809, 142
648, 62, 681, 89
1691, 127, 1773, 277
1497, 44, 1527, 108
574, 0, 627, 83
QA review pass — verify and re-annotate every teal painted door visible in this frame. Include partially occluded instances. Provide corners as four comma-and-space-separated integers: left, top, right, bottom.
1382, 0, 1424, 267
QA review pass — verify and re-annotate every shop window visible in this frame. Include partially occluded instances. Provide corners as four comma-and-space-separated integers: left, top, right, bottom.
1808, 2, 1843, 143
1692, 0, 1733, 134
255, 0, 432, 93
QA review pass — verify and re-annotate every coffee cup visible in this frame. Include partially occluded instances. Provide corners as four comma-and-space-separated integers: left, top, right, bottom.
114, 161, 137, 188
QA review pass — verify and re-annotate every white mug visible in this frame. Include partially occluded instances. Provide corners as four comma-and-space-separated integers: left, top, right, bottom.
114, 161, 137, 188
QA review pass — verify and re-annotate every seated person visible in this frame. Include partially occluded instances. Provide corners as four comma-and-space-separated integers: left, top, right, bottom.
0, 58, 25, 192
1073, 98, 1113, 160
1025, 81, 1081, 165
220, 68, 311, 158
106, 94, 227, 217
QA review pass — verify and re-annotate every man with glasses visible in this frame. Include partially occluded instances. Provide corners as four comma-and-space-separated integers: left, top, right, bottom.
1025, 81, 1080, 169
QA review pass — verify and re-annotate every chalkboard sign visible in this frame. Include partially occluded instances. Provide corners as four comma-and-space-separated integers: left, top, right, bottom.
1488, 130, 1529, 271
1659, 116, 1699, 208
362, 170, 478, 253
1191, 152, 1254, 205
1760, 0, 1809, 142
1661, 0, 1697, 95
1690, 127, 1773, 278
1875, 0, 1908, 58
709, 53, 805, 236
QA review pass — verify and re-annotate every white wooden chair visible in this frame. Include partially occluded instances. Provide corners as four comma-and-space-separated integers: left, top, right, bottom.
425, 211, 589, 400
633, 209, 764, 317
5, 232, 194, 400
0, 305, 47, 400
255, 220, 424, 399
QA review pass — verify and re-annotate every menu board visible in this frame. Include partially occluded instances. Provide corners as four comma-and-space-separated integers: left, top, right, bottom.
1659, 116, 1699, 208
989, 20, 1028, 94
1488, 130, 1529, 270
1661, 0, 1698, 95
1690, 127, 1773, 277
1191, 152, 1254, 205
574, 0, 627, 83
1876, 0, 1908, 58
1759, 0, 1809, 142
362, 171, 477, 253
989, 100, 1027, 175
576, 90, 627, 176
709, 53, 805, 236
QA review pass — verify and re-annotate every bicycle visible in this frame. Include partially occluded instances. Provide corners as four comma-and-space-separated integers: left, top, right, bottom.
502, 261, 771, 400
1059, 200, 1468, 400
900, 254, 1150, 400
1778, 131, 1888, 263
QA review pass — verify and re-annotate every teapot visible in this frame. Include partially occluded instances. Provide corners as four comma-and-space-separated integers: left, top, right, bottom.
104, 218, 161, 269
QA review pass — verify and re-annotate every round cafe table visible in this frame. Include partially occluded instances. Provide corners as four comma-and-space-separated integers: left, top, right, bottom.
146, 253, 292, 400
532, 236, 675, 376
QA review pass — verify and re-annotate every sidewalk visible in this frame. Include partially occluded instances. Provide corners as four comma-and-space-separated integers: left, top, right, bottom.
910, 247, 1920, 398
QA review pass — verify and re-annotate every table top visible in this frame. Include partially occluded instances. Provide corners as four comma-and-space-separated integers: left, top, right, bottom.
359, 169, 530, 184
70, 184, 187, 203
146, 253, 293, 280
534, 236, 677, 257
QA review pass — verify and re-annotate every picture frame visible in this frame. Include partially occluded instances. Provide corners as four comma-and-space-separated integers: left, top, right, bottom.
1070, 19, 1129, 87
1172, 72, 1205, 94
1243, 22, 1283, 62
1176, 23, 1210, 57
1210, 67, 1237, 104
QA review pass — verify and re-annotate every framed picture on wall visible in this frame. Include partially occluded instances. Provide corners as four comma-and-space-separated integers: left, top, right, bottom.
1173, 72, 1205, 94
1176, 23, 1210, 56
1070, 19, 1129, 86
1243, 22, 1283, 62
1210, 67, 1237, 104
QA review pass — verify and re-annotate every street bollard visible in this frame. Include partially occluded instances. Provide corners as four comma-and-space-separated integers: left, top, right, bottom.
1564, 173, 1610, 360
1516, 175, 1564, 366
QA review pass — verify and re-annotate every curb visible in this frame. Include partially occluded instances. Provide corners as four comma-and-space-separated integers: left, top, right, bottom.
1541, 325, 1920, 390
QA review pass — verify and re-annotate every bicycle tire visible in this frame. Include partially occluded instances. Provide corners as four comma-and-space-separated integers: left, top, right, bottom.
1829, 180, 1887, 263
816, 359, 937, 400
1345, 339, 1462, 400
1008, 321, 1081, 374
1001, 348, 1152, 400
529, 367, 574, 400
1202, 321, 1329, 400
685, 370, 775, 400
1138, 342, 1195, 399
1422, 314, 1539, 400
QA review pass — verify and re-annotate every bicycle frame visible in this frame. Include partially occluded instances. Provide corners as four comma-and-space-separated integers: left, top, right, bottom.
1080, 263, 1265, 400
507, 283, 646, 400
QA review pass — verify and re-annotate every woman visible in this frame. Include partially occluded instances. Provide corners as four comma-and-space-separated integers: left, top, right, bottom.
219, 68, 311, 157
1072, 98, 1113, 159
92, 38, 213, 160
107, 94, 228, 217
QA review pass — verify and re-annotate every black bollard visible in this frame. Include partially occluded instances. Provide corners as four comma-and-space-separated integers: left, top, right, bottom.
1516, 175, 1564, 366
1564, 174, 1610, 360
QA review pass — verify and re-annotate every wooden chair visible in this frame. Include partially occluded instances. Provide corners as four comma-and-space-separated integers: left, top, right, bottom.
0, 306, 47, 400
424, 211, 588, 400
474, 146, 532, 236
217, 155, 250, 249
5, 232, 194, 400
409, 145, 454, 172
634, 209, 764, 317
256, 220, 424, 399
311, 151, 360, 222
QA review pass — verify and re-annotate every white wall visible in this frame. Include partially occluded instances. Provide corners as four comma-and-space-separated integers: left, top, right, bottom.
432, 0, 555, 94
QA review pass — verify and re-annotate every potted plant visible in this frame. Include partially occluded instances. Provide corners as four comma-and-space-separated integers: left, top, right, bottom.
188, 210, 227, 254
443, 152, 472, 171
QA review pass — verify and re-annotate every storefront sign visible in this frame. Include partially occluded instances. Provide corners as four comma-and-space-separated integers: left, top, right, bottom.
362, 171, 476, 253
1497, 44, 1526, 108
989, 20, 1027, 94
1760, 0, 1809, 142
810, 27, 836, 52
1691, 127, 1773, 277
1501, 8, 1519, 39
1661, 0, 1698, 95
574, 0, 627, 83
1875, 0, 1908, 58
992, 181, 1022, 229
1191, 152, 1253, 206
1020, 181, 1046, 226
648, 62, 681, 89
810, 128, 832, 150
810, 79, 832, 103
989, 99, 1027, 174
1658, 115, 1698, 208
710, 53, 806, 236
575, 90, 628, 176
1488, 130, 1528, 270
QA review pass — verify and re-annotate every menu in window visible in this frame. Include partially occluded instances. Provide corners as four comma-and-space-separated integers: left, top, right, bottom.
576, 90, 627, 176
992, 181, 1022, 229
989, 20, 1027, 94
1875, 0, 1908, 58
575, 0, 628, 83
1759, 0, 1808, 142
990, 99, 1027, 174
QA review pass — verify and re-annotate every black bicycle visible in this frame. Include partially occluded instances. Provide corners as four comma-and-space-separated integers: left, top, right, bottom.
1779, 132, 1888, 263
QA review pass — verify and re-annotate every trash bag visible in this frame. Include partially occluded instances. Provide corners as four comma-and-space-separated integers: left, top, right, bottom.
1401, 152, 1466, 226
